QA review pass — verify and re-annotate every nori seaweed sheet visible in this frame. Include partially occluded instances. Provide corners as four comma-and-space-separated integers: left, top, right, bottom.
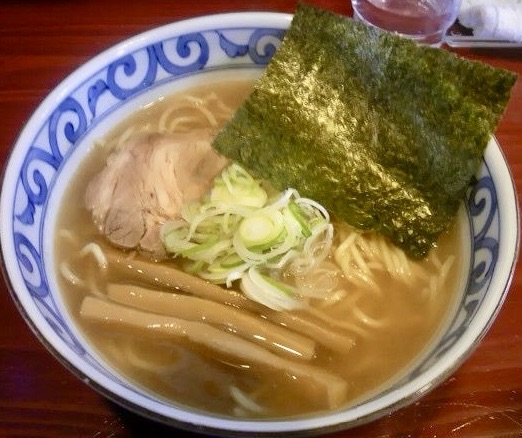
212, 3, 517, 258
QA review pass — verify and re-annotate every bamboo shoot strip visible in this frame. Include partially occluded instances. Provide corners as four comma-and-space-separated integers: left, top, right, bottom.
107, 283, 316, 360
105, 253, 356, 352
80, 296, 347, 409
266, 310, 356, 353
105, 251, 254, 310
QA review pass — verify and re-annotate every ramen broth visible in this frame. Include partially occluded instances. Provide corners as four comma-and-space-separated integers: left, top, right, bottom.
55, 79, 465, 418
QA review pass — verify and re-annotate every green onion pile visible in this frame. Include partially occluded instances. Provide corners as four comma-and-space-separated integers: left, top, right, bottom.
161, 164, 333, 310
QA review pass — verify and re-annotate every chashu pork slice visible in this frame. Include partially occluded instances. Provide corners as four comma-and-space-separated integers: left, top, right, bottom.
85, 129, 228, 257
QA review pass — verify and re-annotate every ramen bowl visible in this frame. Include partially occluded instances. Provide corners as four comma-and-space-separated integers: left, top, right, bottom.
0, 11, 519, 436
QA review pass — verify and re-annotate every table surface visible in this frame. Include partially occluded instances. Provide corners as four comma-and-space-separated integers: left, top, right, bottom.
1, 1, 521, 437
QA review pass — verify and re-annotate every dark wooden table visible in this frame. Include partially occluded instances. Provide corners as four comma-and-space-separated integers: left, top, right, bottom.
1, 1, 521, 437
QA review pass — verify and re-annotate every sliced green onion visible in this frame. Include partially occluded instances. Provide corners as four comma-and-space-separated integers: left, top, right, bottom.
180, 238, 232, 264
240, 267, 306, 311
210, 163, 267, 208
237, 211, 285, 248
219, 252, 246, 268
183, 259, 205, 274
287, 200, 312, 237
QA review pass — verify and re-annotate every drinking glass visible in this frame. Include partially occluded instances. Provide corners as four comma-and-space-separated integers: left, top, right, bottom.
351, 0, 461, 45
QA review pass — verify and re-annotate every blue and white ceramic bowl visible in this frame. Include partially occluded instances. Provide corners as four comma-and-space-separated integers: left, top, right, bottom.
0, 12, 519, 436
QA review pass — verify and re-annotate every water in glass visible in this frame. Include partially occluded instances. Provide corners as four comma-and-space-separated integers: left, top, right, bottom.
351, 0, 460, 45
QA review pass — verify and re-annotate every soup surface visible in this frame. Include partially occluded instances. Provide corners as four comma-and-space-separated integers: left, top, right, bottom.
55, 78, 465, 419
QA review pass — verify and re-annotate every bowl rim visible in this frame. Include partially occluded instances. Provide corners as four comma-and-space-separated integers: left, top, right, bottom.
0, 10, 519, 437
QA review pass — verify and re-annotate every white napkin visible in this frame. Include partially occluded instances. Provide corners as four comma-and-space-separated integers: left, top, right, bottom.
458, 0, 522, 42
